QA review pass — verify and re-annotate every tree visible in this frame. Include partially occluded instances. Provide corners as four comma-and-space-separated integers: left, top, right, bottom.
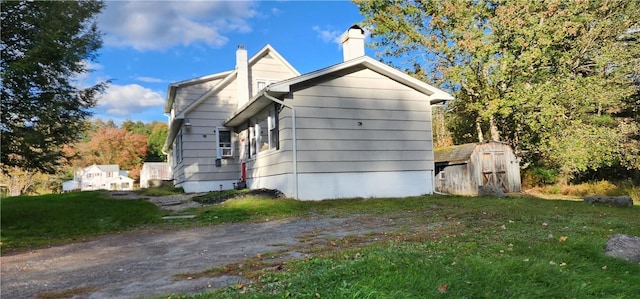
0, 166, 48, 196
356, 0, 639, 178
146, 122, 168, 162
1, 1, 107, 173
66, 127, 148, 181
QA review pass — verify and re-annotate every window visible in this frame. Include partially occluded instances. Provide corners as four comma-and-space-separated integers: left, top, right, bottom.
254, 79, 278, 95
216, 127, 233, 158
257, 81, 266, 91
175, 132, 183, 162
249, 104, 279, 157
268, 115, 278, 150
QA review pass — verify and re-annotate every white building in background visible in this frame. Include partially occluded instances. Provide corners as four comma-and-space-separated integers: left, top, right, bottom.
62, 164, 134, 192
140, 162, 172, 188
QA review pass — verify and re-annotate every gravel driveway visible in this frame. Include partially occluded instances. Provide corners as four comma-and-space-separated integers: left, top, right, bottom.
1, 193, 410, 298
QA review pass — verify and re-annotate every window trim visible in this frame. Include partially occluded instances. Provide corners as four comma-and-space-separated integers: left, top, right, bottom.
216, 127, 233, 158
254, 78, 279, 96
175, 131, 183, 163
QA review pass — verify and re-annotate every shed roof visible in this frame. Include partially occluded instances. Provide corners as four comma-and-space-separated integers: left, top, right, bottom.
434, 143, 478, 164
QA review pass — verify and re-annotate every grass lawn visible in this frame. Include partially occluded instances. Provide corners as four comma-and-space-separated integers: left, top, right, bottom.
174, 195, 640, 298
1, 191, 164, 251
2, 191, 639, 298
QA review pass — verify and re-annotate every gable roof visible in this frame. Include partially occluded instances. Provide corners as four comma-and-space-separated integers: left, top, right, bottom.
166, 44, 299, 117
434, 143, 478, 164
224, 56, 454, 127
269, 56, 454, 103
162, 44, 299, 152
85, 164, 119, 173
164, 70, 232, 113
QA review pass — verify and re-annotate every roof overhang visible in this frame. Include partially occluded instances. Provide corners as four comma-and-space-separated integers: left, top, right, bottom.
162, 118, 184, 153
268, 56, 454, 104
164, 70, 233, 113
223, 90, 288, 127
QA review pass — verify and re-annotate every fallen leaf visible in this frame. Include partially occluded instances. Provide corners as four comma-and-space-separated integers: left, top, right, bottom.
237, 282, 244, 289
559, 236, 568, 242
438, 283, 448, 293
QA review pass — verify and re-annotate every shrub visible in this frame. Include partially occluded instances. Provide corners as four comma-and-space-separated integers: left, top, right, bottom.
522, 167, 559, 188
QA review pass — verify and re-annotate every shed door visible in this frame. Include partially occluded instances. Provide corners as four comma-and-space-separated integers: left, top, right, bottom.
481, 152, 508, 191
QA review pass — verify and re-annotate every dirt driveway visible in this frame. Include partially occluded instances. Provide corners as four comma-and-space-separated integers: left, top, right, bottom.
1, 193, 422, 299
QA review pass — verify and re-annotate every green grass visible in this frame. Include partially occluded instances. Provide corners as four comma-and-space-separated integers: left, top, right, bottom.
1, 191, 164, 251
3, 191, 640, 298
170, 196, 640, 299
137, 186, 184, 196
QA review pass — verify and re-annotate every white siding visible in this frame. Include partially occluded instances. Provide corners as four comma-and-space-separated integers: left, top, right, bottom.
173, 79, 240, 186
249, 53, 298, 96
292, 68, 434, 174
246, 68, 436, 199
173, 50, 299, 192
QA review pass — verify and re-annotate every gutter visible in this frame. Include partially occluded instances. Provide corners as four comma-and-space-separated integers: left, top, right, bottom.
263, 89, 298, 200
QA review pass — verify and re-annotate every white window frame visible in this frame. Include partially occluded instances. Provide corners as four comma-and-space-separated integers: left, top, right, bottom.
175, 132, 183, 162
254, 78, 279, 96
249, 105, 279, 158
216, 127, 233, 158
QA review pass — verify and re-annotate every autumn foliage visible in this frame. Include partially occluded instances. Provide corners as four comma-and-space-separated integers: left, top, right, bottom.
66, 127, 148, 180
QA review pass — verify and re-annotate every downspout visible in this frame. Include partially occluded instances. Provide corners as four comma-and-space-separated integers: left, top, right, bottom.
431, 103, 449, 196
263, 90, 298, 199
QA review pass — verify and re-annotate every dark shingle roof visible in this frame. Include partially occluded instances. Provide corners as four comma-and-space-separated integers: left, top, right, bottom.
434, 143, 478, 164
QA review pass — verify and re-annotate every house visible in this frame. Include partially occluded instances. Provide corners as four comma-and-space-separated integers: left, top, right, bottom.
140, 162, 172, 188
63, 164, 134, 191
163, 25, 454, 200
434, 141, 521, 196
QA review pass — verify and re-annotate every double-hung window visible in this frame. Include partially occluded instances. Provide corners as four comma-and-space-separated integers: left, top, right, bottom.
216, 127, 233, 158
249, 104, 279, 158
175, 132, 183, 163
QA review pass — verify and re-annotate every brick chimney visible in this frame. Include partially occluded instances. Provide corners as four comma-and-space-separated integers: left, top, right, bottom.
236, 45, 249, 108
340, 25, 365, 61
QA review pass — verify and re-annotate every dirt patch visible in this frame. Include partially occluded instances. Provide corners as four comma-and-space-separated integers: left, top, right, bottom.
0, 211, 436, 299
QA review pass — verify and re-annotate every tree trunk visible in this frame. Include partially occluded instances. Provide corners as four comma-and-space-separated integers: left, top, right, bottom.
476, 117, 484, 142
489, 115, 500, 141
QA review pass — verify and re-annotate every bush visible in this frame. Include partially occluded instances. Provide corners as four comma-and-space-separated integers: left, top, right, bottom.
522, 166, 559, 188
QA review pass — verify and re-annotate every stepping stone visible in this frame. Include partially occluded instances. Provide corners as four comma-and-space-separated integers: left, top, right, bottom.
162, 215, 197, 220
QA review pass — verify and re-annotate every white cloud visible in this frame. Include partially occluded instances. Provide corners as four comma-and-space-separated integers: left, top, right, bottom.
98, 84, 164, 116
99, 1, 258, 51
135, 76, 165, 83
312, 25, 343, 46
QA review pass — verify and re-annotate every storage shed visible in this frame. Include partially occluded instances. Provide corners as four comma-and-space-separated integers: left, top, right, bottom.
434, 141, 521, 196
140, 162, 172, 188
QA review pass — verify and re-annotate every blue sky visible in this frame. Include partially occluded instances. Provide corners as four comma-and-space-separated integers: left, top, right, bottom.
89, 0, 374, 124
